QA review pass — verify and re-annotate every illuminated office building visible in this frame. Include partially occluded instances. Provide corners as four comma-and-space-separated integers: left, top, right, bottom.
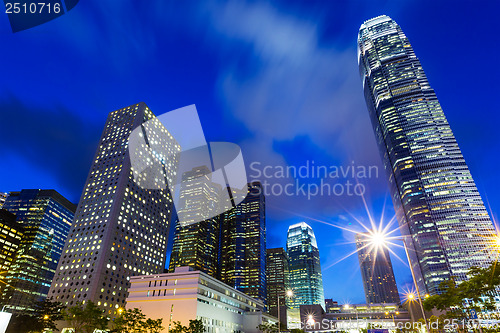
48, 103, 180, 314
1, 189, 75, 313
0, 209, 23, 304
286, 222, 325, 310
168, 166, 222, 277
220, 182, 267, 304
355, 232, 400, 304
0, 193, 7, 208
358, 15, 497, 295
266, 247, 289, 319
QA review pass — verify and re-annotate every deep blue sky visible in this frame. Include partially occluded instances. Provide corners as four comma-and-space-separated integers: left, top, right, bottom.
0, 0, 499, 304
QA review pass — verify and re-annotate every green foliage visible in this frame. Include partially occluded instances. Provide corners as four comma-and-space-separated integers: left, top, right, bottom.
257, 322, 279, 333
111, 308, 164, 333
169, 319, 205, 333
423, 263, 500, 326
290, 329, 305, 333
63, 301, 109, 333
6, 297, 65, 333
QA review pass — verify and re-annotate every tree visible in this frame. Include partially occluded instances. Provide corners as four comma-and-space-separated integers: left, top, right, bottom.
111, 308, 164, 333
257, 323, 278, 333
63, 301, 109, 333
289, 329, 305, 333
112, 308, 145, 333
170, 319, 205, 333
143, 318, 165, 333
6, 297, 65, 333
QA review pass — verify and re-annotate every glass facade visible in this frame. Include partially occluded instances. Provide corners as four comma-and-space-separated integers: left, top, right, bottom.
358, 15, 497, 295
266, 247, 289, 317
1, 189, 75, 313
220, 182, 267, 304
355, 232, 400, 304
169, 166, 222, 277
286, 222, 325, 310
0, 209, 23, 305
48, 102, 181, 314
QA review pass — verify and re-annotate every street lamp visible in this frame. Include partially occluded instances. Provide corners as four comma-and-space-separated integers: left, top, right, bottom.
365, 231, 429, 332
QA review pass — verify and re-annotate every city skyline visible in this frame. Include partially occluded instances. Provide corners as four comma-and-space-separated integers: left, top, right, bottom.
0, 1, 499, 304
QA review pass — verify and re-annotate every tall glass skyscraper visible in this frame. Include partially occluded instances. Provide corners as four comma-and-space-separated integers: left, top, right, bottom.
358, 15, 497, 295
356, 232, 400, 304
286, 222, 325, 310
2, 189, 75, 313
266, 247, 289, 319
220, 182, 267, 303
48, 103, 180, 314
168, 166, 222, 277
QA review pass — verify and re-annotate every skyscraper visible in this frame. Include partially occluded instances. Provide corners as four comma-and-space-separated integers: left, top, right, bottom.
266, 247, 289, 319
358, 15, 497, 295
355, 232, 400, 304
286, 222, 325, 310
220, 182, 267, 303
168, 166, 222, 277
0, 209, 23, 304
48, 102, 180, 314
0, 193, 7, 208
2, 189, 75, 313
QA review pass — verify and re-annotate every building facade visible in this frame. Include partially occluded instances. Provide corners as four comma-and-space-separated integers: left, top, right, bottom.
126, 266, 277, 333
286, 222, 325, 310
266, 247, 289, 321
168, 166, 222, 278
355, 232, 400, 304
358, 15, 497, 295
220, 182, 267, 304
1, 189, 75, 313
0, 193, 7, 209
48, 102, 180, 314
0, 209, 23, 304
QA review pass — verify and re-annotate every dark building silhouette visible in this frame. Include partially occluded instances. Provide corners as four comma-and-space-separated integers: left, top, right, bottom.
0, 209, 23, 304
355, 232, 400, 304
358, 15, 497, 295
169, 166, 221, 277
2, 189, 75, 313
266, 247, 289, 320
220, 182, 267, 304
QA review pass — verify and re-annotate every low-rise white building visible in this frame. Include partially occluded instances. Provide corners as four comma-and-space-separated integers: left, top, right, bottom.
126, 266, 277, 333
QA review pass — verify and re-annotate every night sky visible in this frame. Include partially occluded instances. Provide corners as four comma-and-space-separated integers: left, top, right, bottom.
0, 0, 499, 304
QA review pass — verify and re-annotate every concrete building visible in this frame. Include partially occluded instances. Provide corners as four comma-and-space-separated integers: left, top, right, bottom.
126, 266, 277, 333
299, 303, 411, 332
266, 247, 289, 325
48, 102, 180, 315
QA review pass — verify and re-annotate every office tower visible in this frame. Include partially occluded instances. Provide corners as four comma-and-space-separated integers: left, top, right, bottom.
266, 247, 289, 318
355, 232, 401, 304
1, 189, 75, 313
48, 103, 180, 314
220, 182, 267, 303
286, 222, 325, 310
0, 193, 7, 208
0, 209, 23, 303
358, 15, 497, 295
168, 166, 222, 277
